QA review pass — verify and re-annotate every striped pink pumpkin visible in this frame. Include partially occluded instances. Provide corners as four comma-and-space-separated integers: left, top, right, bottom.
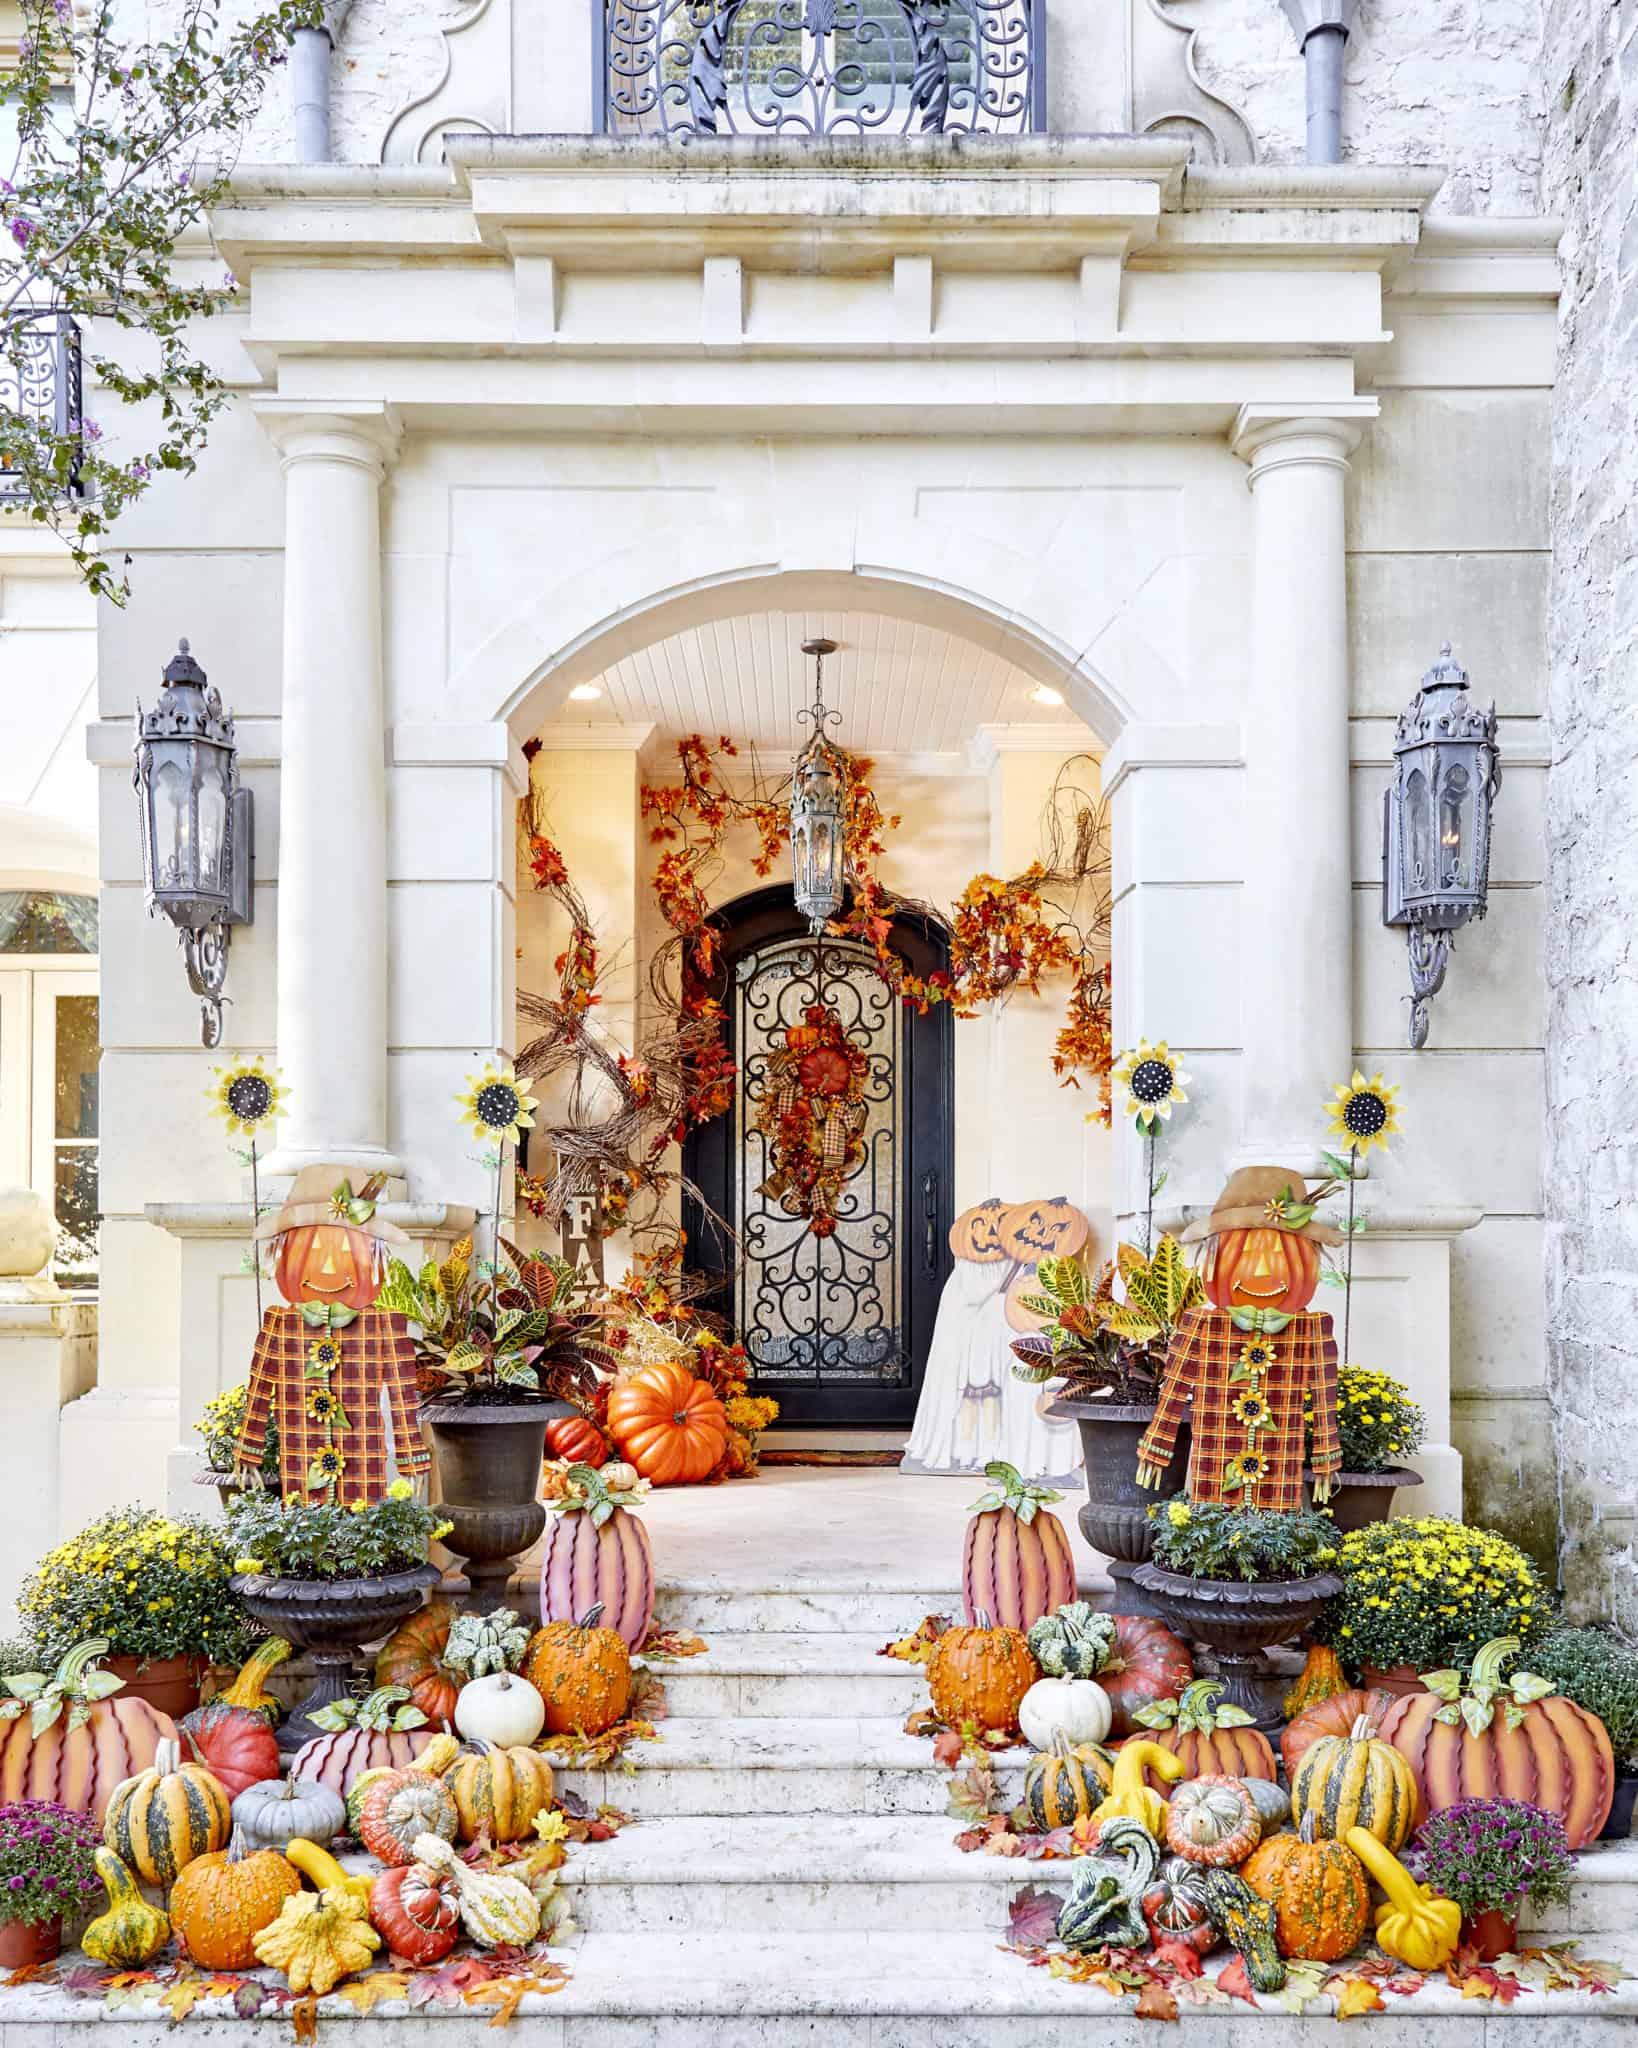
288, 1725, 439, 1798
962, 1504, 1075, 1632
538, 1505, 653, 1650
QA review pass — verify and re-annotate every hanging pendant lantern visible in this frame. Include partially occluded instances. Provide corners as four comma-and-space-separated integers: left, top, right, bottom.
1381, 640, 1501, 1049
790, 636, 848, 936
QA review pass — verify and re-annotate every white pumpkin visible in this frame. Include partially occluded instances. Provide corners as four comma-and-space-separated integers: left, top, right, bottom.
452, 1671, 546, 1749
1018, 1675, 1112, 1753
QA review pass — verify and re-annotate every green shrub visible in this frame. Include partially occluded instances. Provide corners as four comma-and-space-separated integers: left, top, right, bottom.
1528, 1628, 1638, 1770
1148, 1500, 1341, 1583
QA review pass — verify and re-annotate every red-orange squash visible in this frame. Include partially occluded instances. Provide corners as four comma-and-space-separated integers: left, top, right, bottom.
275, 1221, 383, 1311
1201, 1227, 1321, 1316
545, 1416, 609, 1468
606, 1363, 729, 1486
1380, 1638, 1615, 1852
1280, 1688, 1398, 1782
176, 1699, 283, 1802
375, 1603, 463, 1728
370, 1863, 459, 1965
1098, 1616, 1194, 1738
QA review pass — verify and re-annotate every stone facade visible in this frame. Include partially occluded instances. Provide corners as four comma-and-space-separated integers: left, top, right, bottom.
1541, 0, 1638, 1630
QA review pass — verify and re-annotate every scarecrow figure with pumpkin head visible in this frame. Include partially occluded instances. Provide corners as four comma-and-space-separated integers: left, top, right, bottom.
1136, 1165, 1341, 1510
233, 1167, 430, 1505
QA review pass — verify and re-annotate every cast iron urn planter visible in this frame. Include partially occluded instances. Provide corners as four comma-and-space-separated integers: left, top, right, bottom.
1049, 1396, 1190, 1618
423, 1400, 569, 1612
1304, 1466, 1423, 1534
230, 1563, 441, 1753
1129, 1560, 1344, 1729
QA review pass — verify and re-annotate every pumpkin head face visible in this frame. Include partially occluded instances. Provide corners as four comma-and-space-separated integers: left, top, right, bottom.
948, 1202, 1007, 1264
1201, 1227, 1321, 1315
606, 1363, 729, 1486
275, 1222, 382, 1310
997, 1198, 1090, 1266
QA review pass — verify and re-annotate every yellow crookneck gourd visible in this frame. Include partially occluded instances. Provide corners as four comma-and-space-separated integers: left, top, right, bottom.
214, 1637, 294, 1719
252, 1885, 382, 1995
1088, 1738, 1186, 1839
282, 1835, 374, 1911
81, 1846, 170, 1968
1344, 1826, 1462, 1971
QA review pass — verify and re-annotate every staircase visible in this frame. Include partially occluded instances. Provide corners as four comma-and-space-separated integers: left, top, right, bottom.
542, 1576, 1638, 2042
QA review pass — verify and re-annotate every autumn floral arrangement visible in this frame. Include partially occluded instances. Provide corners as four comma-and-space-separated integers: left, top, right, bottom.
1309, 1366, 1426, 1475
752, 1002, 870, 1236
1149, 1499, 1340, 1583
0, 1800, 102, 1932
19, 1508, 257, 1668
228, 1480, 452, 1583
1314, 1516, 1549, 1677
1408, 1798, 1574, 1925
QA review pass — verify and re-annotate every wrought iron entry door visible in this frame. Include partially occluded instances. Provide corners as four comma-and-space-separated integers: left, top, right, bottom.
682, 890, 952, 1429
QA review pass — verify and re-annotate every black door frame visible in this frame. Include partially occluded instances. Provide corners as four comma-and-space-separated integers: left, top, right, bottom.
681, 885, 954, 1429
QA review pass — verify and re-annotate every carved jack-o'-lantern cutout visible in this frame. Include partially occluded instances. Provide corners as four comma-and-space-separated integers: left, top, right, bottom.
998, 1198, 1090, 1266
949, 1202, 1009, 1265
1201, 1227, 1321, 1317
275, 1222, 384, 1311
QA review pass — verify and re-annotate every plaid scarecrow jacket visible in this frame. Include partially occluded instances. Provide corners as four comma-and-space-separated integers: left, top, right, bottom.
1138, 1303, 1340, 1512
235, 1305, 430, 1506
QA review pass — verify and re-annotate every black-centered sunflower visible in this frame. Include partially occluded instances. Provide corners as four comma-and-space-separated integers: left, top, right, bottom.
1325, 1069, 1403, 1159
209, 1056, 289, 1139
1110, 1039, 1190, 1129
457, 1062, 539, 1145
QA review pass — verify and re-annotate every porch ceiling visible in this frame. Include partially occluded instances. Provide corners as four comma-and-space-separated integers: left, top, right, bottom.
537, 608, 1096, 756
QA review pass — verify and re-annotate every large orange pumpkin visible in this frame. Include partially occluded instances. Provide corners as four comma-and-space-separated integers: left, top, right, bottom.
1380, 1637, 1614, 1851
275, 1222, 382, 1311
606, 1363, 729, 1486
1201, 1227, 1321, 1316
375, 1603, 462, 1728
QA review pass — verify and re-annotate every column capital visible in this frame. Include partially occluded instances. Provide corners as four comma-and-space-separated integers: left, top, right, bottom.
1230, 400, 1377, 476
252, 400, 402, 477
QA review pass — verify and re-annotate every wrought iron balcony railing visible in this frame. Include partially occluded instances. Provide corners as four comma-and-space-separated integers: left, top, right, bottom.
597, 0, 1046, 140
1, 314, 84, 501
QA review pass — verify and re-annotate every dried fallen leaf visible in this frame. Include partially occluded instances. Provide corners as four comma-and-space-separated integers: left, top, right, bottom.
932, 1727, 964, 1770
1334, 1975, 1385, 2020
636, 1628, 708, 1660
1134, 1979, 1179, 2020
1149, 1938, 1204, 1980
1006, 1885, 1063, 1949
1215, 1955, 1261, 2008
333, 1971, 413, 2015
290, 1993, 319, 2044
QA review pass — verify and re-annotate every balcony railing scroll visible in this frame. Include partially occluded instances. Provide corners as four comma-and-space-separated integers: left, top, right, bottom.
1, 314, 84, 501
597, 0, 1047, 140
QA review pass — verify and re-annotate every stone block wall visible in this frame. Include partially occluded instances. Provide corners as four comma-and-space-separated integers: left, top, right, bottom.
1540, 0, 1638, 1631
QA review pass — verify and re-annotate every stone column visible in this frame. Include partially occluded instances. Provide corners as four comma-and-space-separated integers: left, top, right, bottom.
1230, 404, 1374, 1168
255, 404, 402, 1178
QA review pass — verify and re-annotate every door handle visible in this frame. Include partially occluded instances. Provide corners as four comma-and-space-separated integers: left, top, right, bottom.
922, 1169, 939, 1271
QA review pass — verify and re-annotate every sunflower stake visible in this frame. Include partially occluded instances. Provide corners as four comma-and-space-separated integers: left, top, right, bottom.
1322, 1071, 1403, 1364
210, 1057, 289, 1332
1110, 1040, 1190, 1254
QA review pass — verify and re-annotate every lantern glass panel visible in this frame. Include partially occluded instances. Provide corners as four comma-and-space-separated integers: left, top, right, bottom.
196, 749, 229, 893
1405, 765, 1431, 893
151, 750, 192, 892
1439, 763, 1470, 889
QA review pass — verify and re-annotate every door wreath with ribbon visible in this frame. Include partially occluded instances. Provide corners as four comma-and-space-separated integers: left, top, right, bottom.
753, 1003, 870, 1238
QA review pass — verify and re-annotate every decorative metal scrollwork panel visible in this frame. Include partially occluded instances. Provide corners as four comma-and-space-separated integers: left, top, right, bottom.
601, 0, 1044, 138
734, 935, 906, 1385
0, 315, 82, 500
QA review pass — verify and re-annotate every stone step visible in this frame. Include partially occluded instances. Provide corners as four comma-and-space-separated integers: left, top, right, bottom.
648, 1631, 928, 1717
554, 1714, 1027, 1818
651, 1577, 1114, 1637
562, 1814, 1638, 1939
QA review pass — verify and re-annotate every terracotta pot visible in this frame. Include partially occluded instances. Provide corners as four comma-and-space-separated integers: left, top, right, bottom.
0, 1916, 61, 1969
1362, 1662, 1431, 1698
105, 1654, 204, 1719
424, 1401, 569, 1612
1599, 1771, 1638, 1841
1129, 1561, 1344, 1729
1304, 1466, 1423, 1533
231, 1564, 441, 1753
1049, 1397, 1190, 1619
1462, 1907, 1518, 1962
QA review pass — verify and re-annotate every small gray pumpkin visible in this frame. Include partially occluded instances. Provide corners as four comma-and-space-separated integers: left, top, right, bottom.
1241, 1776, 1291, 1830
231, 1773, 345, 1851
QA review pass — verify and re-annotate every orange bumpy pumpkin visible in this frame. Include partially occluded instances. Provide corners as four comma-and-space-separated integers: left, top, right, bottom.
1380, 1636, 1614, 1851
1240, 1814, 1371, 1963
525, 1605, 633, 1737
1131, 1680, 1278, 1782
927, 1612, 1038, 1736
375, 1603, 463, 1729
1201, 1226, 1321, 1315
170, 1824, 303, 1970
606, 1362, 729, 1486
275, 1221, 383, 1311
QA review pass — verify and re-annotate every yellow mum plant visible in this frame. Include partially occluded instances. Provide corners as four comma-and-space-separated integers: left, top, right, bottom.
1314, 1516, 1548, 1677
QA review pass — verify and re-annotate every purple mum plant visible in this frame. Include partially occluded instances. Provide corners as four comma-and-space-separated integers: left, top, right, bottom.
1408, 1797, 1576, 1919
0, 1800, 103, 1927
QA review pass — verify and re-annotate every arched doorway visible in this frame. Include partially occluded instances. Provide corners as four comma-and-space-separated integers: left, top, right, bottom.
683, 886, 954, 1431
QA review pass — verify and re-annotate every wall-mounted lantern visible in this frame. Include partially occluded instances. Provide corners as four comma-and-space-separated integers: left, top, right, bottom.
789, 636, 848, 936
133, 639, 254, 1048
1382, 641, 1501, 1049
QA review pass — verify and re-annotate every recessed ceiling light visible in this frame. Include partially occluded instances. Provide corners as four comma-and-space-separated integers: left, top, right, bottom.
1031, 685, 1065, 707
568, 684, 602, 702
